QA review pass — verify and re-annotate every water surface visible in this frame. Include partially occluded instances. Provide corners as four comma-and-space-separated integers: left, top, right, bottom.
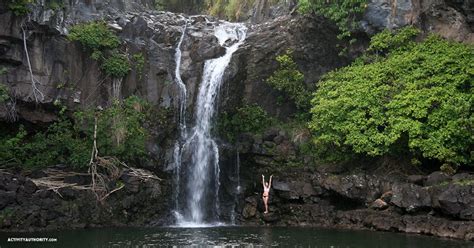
0, 227, 472, 248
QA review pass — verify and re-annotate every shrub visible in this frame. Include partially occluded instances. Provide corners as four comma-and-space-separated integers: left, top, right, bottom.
68, 21, 120, 51
75, 96, 150, 163
309, 28, 473, 167
0, 96, 151, 169
206, 0, 258, 21
0, 120, 90, 169
0, 68, 9, 103
267, 50, 311, 110
8, 0, 32, 16
0, 85, 9, 103
68, 21, 131, 78
47, 0, 64, 11
133, 53, 146, 79
368, 26, 420, 54
218, 104, 273, 141
101, 53, 131, 78
298, 0, 367, 40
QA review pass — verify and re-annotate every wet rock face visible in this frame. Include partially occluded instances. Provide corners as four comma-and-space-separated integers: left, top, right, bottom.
221, 15, 351, 120
0, 169, 169, 232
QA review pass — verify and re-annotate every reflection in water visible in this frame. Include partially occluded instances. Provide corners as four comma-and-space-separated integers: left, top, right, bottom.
0, 227, 472, 248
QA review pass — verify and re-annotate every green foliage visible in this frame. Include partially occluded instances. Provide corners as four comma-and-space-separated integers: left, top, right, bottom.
267, 50, 311, 110
368, 26, 420, 54
206, 0, 262, 21
68, 21, 120, 51
298, 0, 367, 39
206, 0, 290, 21
0, 68, 9, 103
309, 29, 474, 167
47, 0, 64, 11
0, 96, 151, 169
68, 21, 131, 78
218, 104, 273, 141
101, 53, 131, 78
0, 121, 90, 169
153, 0, 206, 13
75, 96, 150, 162
133, 53, 146, 79
0, 126, 27, 167
0, 85, 8, 103
8, 0, 32, 16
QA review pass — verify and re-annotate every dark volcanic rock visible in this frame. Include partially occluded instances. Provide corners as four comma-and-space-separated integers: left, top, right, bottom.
362, 0, 473, 44
437, 184, 474, 220
262, 212, 280, 223
242, 203, 257, 219
425, 171, 451, 186
370, 199, 389, 210
239, 167, 474, 240
391, 183, 431, 212
221, 15, 350, 120
0, 168, 170, 232
321, 174, 383, 204
407, 175, 426, 186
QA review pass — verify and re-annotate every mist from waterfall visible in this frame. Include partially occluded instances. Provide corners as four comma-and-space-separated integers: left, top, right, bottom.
172, 21, 247, 226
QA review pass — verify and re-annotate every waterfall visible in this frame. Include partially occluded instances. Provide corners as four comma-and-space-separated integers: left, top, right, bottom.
231, 151, 242, 225
173, 22, 247, 226
173, 21, 188, 214
175, 21, 188, 133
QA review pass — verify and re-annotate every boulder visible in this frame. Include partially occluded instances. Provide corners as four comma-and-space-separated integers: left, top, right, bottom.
407, 175, 425, 186
380, 191, 393, 203
425, 172, 451, 187
370, 199, 389, 210
242, 204, 257, 219
321, 174, 382, 203
452, 173, 474, 182
262, 212, 280, 223
20, 179, 37, 194
272, 181, 316, 201
437, 184, 474, 220
391, 183, 431, 212
0, 191, 16, 209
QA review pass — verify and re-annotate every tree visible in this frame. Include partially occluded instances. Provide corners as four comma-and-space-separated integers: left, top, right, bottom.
309, 28, 473, 167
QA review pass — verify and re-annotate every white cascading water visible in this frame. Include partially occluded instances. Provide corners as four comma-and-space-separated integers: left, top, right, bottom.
175, 20, 188, 133
173, 22, 247, 226
173, 21, 188, 213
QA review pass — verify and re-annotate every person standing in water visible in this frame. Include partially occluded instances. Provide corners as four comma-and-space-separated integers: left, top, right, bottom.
262, 174, 273, 214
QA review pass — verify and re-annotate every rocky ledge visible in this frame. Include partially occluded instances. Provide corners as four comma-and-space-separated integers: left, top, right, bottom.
239, 168, 474, 240
0, 167, 170, 232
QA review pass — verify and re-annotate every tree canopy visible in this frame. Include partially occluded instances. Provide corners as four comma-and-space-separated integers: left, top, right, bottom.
309, 28, 473, 167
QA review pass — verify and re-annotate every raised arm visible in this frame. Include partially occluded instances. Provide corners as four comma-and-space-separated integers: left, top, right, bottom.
262, 175, 265, 187
269, 175, 273, 187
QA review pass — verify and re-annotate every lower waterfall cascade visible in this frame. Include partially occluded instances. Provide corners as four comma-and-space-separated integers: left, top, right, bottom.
171, 21, 248, 226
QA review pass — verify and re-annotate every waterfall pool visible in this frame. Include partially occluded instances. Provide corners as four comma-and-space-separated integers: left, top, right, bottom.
1, 226, 472, 247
